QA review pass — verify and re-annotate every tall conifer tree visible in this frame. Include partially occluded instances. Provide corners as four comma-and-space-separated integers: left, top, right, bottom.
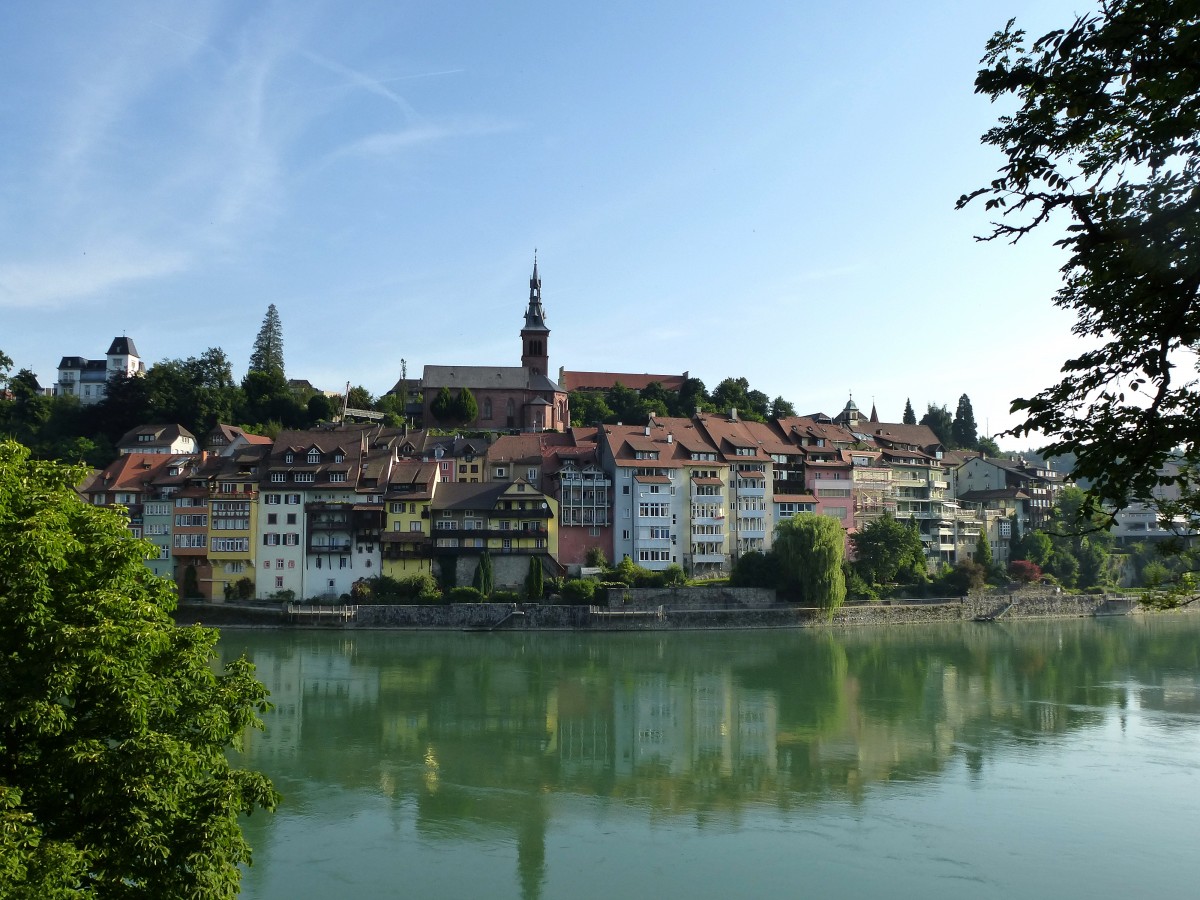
248, 304, 285, 380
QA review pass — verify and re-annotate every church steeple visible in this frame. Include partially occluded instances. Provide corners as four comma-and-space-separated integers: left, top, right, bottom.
521, 252, 550, 376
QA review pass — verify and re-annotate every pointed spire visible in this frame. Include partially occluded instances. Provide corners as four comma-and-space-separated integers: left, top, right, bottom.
870, 400, 879, 423
524, 250, 548, 332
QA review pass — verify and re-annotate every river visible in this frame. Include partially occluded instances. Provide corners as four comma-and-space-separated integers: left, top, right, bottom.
219, 615, 1200, 899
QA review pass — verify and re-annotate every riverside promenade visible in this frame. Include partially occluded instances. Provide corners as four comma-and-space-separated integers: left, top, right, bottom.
174, 587, 1150, 630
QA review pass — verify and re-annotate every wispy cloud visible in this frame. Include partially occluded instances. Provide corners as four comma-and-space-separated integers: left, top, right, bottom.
326, 118, 516, 162
0, 244, 190, 309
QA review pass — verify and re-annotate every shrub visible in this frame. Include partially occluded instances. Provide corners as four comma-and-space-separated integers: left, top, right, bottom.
490, 589, 521, 604
561, 579, 598, 605
1008, 559, 1043, 583
585, 546, 608, 568
447, 586, 485, 603
660, 564, 687, 587
234, 576, 255, 600
730, 551, 779, 589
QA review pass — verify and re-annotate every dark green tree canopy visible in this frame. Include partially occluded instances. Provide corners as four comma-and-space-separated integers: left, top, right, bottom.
920, 404, 954, 447
903, 398, 917, 425
248, 304, 285, 380
960, 0, 1200, 516
952, 394, 978, 450
0, 441, 277, 896
774, 514, 846, 613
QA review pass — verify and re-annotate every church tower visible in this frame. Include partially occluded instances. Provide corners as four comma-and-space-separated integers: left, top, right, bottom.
520, 254, 550, 376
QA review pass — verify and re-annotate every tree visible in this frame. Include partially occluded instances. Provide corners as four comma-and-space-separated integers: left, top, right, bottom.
308, 393, 336, 422
711, 378, 767, 422
774, 514, 846, 614
976, 435, 1001, 457
770, 396, 796, 419
952, 394, 978, 450
473, 551, 494, 597
346, 385, 374, 411
429, 386, 455, 424
902, 398, 916, 425
524, 556, 544, 602
975, 530, 993, 570
0, 348, 12, 389
454, 388, 479, 425
0, 441, 277, 897
959, 1, 1200, 519
675, 377, 710, 416
248, 304, 285, 379
920, 404, 954, 447
851, 513, 927, 588
1009, 559, 1043, 583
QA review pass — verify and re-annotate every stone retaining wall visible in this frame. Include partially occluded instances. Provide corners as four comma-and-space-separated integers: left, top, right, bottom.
181, 591, 1145, 630
611, 586, 776, 611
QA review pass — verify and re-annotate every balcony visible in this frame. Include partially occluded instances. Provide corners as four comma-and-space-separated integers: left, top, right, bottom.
692, 552, 726, 564
308, 540, 352, 554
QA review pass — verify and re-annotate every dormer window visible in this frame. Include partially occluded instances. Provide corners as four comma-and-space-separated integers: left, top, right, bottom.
307, 449, 321, 464
334, 452, 345, 463
284, 452, 295, 464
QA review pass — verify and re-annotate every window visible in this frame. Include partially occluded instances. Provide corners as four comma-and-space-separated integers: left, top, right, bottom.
263, 533, 280, 546
527, 467, 538, 483
410, 521, 423, 532
271, 472, 286, 483
286, 494, 301, 504
173, 534, 207, 549
339, 557, 348, 569
265, 494, 281, 505
638, 503, 669, 518
276, 559, 285, 569
286, 513, 297, 525
267, 513, 277, 524
502, 538, 512, 550
174, 514, 208, 527
483, 398, 492, 419
294, 472, 315, 483
212, 538, 250, 553
329, 472, 347, 483
284, 533, 299, 546
495, 466, 507, 479
334, 452, 345, 463
649, 526, 670, 539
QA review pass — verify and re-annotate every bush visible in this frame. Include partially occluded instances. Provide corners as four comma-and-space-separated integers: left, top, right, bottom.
585, 546, 608, 568
234, 576, 255, 600
1008, 559, 1043, 583
490, 589, 521, 604
367, 572, 442, 604
661, 564, 686, 587
730, 551, 779, 588
561, 578, 598, 605
447, 586, 485, 603
269, 589, 296, 602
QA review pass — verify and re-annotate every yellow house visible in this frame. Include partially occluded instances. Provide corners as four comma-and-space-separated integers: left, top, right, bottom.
205, 447, 269, 600
381, 461, 440, 578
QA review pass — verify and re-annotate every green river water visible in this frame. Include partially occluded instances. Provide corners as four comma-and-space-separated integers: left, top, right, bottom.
219, 615, 1200, 900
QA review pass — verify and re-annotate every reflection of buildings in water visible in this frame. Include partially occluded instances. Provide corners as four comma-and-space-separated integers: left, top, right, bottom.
606, 671, 778, 780
242, 648, 303, 762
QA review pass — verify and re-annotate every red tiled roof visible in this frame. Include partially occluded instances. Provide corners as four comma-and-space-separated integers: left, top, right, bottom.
561, 371, 687, 392
635, 475, 672, 484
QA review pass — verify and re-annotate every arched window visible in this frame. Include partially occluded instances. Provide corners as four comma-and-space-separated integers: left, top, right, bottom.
483, 398, 492, 420
506, 398, 515, 425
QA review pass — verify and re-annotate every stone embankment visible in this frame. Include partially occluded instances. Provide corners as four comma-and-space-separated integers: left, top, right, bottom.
176, 588, 1150, 630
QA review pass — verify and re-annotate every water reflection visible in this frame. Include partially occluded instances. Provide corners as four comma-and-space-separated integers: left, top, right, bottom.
221, 616, 1200, 900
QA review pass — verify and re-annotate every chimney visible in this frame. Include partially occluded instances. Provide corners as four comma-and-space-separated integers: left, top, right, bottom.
667, 434, 673, 444
644, 425, 651, 436
730, 408, 738, 422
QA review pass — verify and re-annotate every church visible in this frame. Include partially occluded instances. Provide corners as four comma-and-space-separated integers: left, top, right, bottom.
420, 258, 570, 432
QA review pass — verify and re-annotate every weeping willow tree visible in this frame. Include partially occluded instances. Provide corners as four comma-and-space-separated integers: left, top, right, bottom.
775, 514, 846, 616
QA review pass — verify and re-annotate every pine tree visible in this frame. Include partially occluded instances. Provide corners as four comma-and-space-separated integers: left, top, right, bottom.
952, 394, 979, 449
248, 304, 285, 379
430, 386, 455, 423
903, 398, 916, 425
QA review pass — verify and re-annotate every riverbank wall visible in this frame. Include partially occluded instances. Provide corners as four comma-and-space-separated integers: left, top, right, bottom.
176, 589, 1149, 630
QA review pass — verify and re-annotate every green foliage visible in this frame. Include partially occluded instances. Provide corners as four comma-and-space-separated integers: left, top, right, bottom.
248, 304, 285, 379
843, 562, 879, 603
351, 578, 373, 601
661, 564, 686, 587
1010, 527, 1053, 568
437, 555, 458, 591
308, 393, 336, 422
961, 1, 1200, 520
472, 552, 494, 596
770, 396, 796, 418
851, 513, 927, 588
234, 576, 255, 600
455, 387, 479, 424
561, 579, 598, 605
902, 398, 916, 425
952, 394, 977, 450
729, 550, 779, 589
919, 404, 953, 447
711, 377, 768, 422
346, 385, 374, 410
0, 441, 277, 897
941, 559, 987, 595
584, 546, 608, 569
524, 557, 544, 602
490, 589, 521, 604
976, 435, 1001, 458
430, 386, 456, 424
447, 586, 485, 603
974, 530, 994, 571
368, 573, 441, 604
774, 514, 846, 613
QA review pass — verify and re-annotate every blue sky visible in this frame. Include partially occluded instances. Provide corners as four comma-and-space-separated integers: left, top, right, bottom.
0, 0, 1091, 446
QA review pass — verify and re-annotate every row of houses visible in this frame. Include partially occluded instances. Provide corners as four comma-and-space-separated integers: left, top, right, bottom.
81, 402, 1078, 601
